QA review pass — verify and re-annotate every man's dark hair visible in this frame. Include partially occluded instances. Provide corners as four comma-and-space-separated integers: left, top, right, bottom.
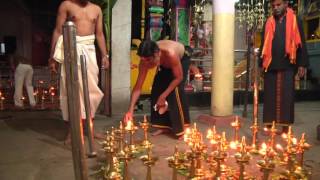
79, 0, 89, 6
137, 40, 159, 57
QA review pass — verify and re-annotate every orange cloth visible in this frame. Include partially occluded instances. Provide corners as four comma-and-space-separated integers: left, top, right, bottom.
261, 8, 302, 71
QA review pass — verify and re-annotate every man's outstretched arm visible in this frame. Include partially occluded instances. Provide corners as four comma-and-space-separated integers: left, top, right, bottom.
95, 7, 109, 69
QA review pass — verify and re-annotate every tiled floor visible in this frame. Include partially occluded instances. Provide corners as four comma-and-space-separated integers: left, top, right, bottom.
0, 101, 319, 180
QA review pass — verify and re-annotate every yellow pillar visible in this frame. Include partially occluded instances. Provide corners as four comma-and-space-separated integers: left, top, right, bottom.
211, 0, 235, 116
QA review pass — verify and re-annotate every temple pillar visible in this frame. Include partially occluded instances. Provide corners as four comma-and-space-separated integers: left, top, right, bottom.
111, 0, 132, 114
211, 0, 235, 116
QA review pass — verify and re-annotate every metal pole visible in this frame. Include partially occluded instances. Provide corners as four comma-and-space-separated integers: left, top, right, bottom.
242, 31, 252, 117
80, 54, 97, 157
102, 0, 112, 116
252, 46, 259, 124
63, 21, 88, 180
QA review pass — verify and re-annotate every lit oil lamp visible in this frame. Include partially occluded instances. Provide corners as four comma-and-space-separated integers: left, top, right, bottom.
33, 91, 38, 104
206, 126, 220, 151
0, 96, 5, 110
118, 142, 132, 180
101, 131, 115, 176
140, 143, 158, 180
41, 95, 45, 109
139, 115, 152, 148
234, 136, 252, 180
21, 96, 25, 107
114, 121, 126, 158
279, 126, 307, 179
167, 146, 183, 180
231, 116, 241, 143
296, 133, 311, 167
250, 118, 259, 154
50, 92, 55, 104
212, 131, 229, 179
264, 121, 277, 149
125, 119, 138, 155
257, 142, 276, 180
184, 123, 207, 179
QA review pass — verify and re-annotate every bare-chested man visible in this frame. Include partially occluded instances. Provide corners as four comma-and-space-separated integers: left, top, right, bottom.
124, 40, 191, 138
49, 0, 109, 144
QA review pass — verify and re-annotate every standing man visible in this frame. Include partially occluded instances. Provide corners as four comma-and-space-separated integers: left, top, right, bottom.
49, 0, 109, 143
260, 0, 308, 133
9, 53, 36, 108
124, 40, 190, 138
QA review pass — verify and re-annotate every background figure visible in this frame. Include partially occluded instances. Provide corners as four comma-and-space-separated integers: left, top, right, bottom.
49, 0, 109, 144
9, 53, 36, 108
260, 0, 309, 133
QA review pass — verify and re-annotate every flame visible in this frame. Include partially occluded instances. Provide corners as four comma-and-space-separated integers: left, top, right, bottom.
292, 138, 297, 145
259, 143, 267, 154
210, 139, 217, 144
276, 144, 283, 151
125, 120, 132, 130
207, 129, 212, 135
186, 128, 191, 134
230, 141, 238, 149
195, 73, 202, 78
282, 133, 288, 139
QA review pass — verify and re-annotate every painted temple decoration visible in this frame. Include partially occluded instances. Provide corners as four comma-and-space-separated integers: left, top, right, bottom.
173, 0, 190, 45
148, 0, 164, 41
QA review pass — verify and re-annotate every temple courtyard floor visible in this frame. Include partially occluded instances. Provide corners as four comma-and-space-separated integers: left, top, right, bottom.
1, 101, 320, 180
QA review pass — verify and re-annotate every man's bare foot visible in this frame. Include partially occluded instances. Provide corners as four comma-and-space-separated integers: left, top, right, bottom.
151, 129, 169, 136
64, 133, 71, 145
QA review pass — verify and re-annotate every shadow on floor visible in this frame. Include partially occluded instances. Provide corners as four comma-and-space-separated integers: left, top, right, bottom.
3, 110, 67, 141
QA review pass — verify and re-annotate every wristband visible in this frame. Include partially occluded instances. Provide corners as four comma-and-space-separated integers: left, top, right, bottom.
103, 54, 109, 59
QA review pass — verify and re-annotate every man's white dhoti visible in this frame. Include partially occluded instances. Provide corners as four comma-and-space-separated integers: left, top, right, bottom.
53, 35, 103, 121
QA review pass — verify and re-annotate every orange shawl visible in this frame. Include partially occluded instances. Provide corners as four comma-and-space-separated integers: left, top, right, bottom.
261, 8, 302, 71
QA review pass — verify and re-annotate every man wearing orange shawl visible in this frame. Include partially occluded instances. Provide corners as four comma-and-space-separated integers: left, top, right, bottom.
260, 0, 308, 133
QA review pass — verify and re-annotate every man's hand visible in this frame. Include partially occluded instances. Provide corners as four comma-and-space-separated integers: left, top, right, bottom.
123, 111, 133, 124
156, 95, 166, 108
101, 55, 109, 69
297, 66, 306, 78
49, 58, 58, 74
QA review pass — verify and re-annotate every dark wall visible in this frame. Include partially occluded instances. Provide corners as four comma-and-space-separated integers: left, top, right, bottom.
131, 0, 142, 40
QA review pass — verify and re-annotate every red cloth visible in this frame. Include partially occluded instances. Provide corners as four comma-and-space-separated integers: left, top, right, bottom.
261, 8, 302, 71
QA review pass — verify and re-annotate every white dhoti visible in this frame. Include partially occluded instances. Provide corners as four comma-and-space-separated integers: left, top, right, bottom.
53, 35, 104, 121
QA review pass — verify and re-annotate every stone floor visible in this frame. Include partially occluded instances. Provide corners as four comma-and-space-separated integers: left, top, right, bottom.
0, 101, 320, 180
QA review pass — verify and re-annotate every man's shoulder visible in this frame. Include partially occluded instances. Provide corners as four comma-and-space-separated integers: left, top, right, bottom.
60, 0, 72, 7
59, 0, 73, 10
89, 2, 102, 10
